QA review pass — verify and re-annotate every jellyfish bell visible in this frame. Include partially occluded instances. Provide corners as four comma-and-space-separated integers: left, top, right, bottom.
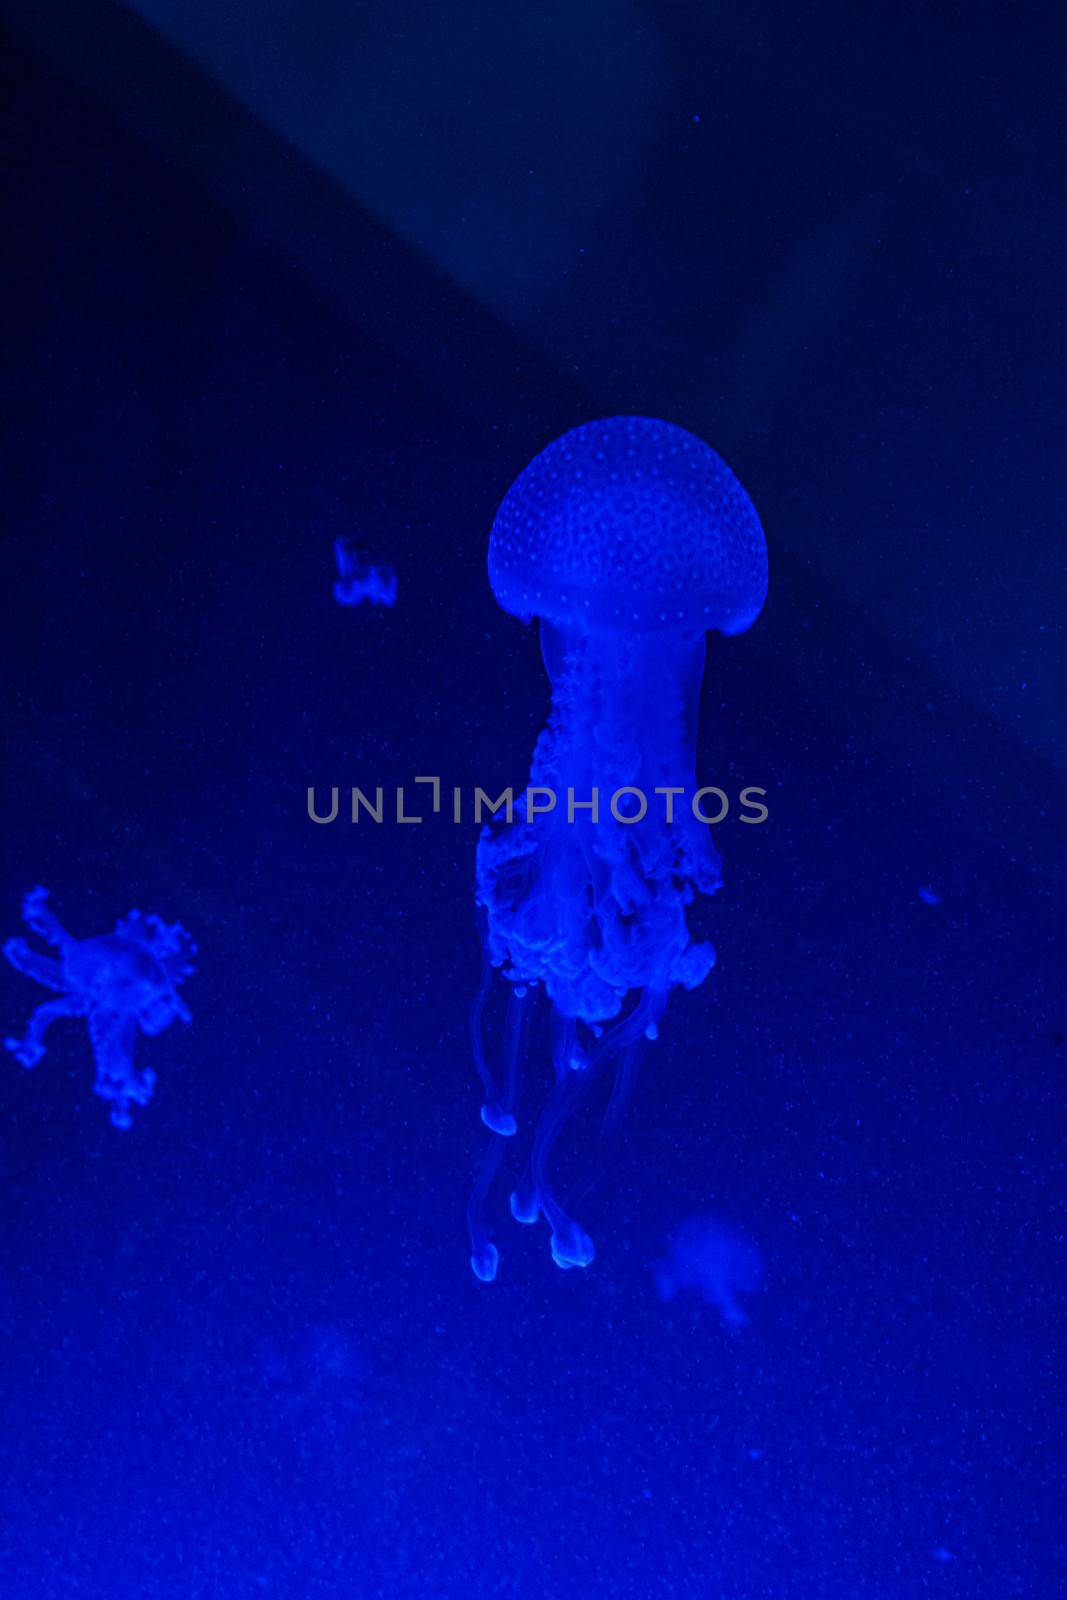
468, 417, 767, 1280
488, 414, 767, 637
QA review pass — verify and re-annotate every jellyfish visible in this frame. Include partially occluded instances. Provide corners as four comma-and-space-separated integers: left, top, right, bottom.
258, 1323, 364, 1424
654, 1216, 765, 1329
3, 887, 195, 1127
332, 536, 398, 608
468, 417, 767, 1280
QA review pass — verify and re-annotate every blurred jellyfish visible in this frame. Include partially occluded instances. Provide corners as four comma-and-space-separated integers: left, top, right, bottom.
654, 1216, 764, 1329
468, 417, 767, 1280
332, 536, 397, 608
3, 887, 195, 1127
259, 1323, 364, 1424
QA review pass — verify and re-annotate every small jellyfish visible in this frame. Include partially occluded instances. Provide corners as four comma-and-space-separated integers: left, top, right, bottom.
3, 887, 195, 1128
332, 536, 398, 608
468, 417, 767, 1280
654, 1216, 764, 1329
258, 1323, 363, 1423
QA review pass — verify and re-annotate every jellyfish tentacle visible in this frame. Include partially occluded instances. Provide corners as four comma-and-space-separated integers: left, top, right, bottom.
480, 986, 524, 1138
528, 1057, 599, 1268
510, 1009, 580, 1226
531, 1006, 643, 1267
467, 1140, 505, 1283
467, 986, 530, 1281
4, 995, 84, 1068
595, 989, 666, 1141
3, 939, 67, 993
564, 989, 667, 1216
509, 1170, 540, 1226
538, 991, 667, 1269
470, 906, 516, 1137
89, 1011, 150, 1128
499, 984, 528, 1124
20, 887, 75, 954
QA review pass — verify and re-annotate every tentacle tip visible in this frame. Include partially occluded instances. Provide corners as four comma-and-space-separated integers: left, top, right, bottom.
471, 1243, 499, 1283
509, 1190, 540, 1225
480, 1103, 517, 1137
550, 1226, 596, 1271
5, 1038, 40, 1069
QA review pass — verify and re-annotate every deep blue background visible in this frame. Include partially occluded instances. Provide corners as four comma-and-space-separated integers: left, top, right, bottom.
1, 7, 1064, 1597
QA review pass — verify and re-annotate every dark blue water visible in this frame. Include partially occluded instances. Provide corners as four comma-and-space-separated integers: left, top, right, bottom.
1, 13, 1063, 1598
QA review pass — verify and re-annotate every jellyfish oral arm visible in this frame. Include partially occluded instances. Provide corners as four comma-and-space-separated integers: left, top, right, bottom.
538, 617, 722, 896
482, 619, 722, 1020
4, 995, 84, 1069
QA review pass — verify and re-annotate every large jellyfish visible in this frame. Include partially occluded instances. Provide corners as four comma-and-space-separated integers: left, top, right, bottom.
3, 887, 195, 1127
468, 416, 767, 1280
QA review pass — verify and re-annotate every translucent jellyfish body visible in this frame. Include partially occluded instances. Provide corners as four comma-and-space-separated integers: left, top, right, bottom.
3, 887, 195, 1128
654, 1216, 765, 1329
332, 537, 398, 608
468, 417, 767, 1280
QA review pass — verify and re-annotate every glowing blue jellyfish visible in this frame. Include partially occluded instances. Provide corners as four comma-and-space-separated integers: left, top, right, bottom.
332, 537, 398, 608
3, 887, 195, 1128
468, 417, 767, 1280
654, 1216, 764, 1328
